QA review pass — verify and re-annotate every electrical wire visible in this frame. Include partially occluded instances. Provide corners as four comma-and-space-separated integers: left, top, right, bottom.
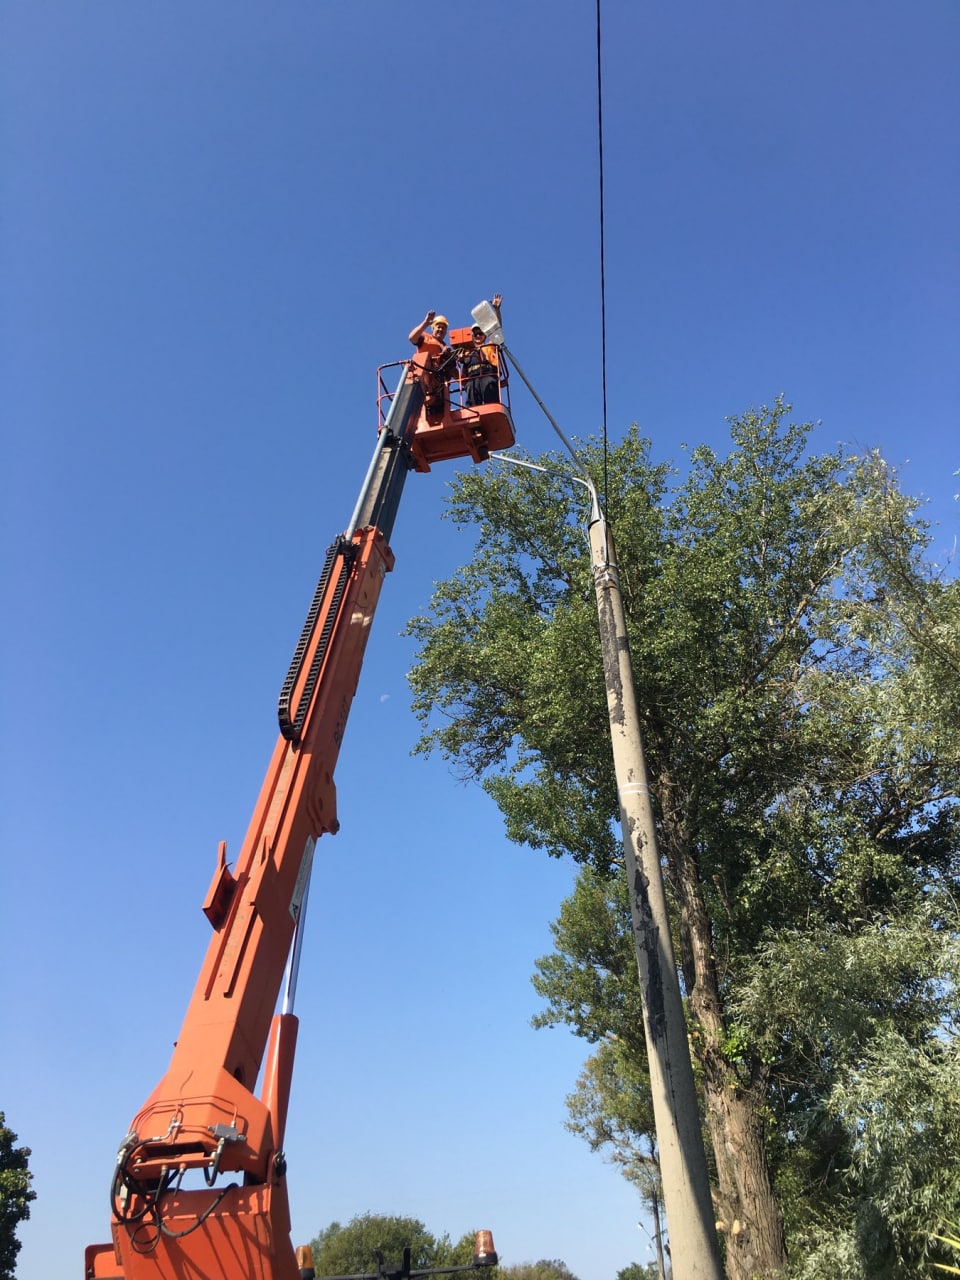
596, 0, 609, 516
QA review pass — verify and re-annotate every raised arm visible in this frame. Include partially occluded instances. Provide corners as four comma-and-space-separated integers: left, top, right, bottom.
409, 310, 436, 346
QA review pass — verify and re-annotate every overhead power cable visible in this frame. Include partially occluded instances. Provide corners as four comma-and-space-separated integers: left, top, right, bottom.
596, 0, 609, 514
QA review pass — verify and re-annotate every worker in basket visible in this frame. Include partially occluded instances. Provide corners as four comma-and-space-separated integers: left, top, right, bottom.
408, 310, 456, 423
460, 293, 503, 407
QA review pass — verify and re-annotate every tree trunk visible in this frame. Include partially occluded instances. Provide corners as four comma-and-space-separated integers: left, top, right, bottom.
701, 1065, 786, 1280
667, 814, 789, 1280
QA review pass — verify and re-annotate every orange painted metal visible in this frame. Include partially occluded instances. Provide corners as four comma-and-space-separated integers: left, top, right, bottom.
261, 1012, 300, 1168
89, 1183, 297, 1280
410, 401, 515, 471
89, 346, 516, 1280
381, 352, 514, 474
90, 527, 395, 1280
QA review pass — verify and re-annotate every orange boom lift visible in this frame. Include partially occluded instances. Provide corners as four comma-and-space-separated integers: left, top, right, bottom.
86, 309, 513, 1280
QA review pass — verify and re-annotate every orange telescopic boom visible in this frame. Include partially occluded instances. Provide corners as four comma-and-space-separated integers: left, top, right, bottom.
85, 323, 514, 1280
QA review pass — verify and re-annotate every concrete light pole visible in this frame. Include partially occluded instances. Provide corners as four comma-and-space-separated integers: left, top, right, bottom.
472, 301, 723, 1280
587, 501, 723, 1280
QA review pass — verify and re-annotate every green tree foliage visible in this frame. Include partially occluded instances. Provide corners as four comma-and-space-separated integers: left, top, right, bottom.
406, 403, 960, 1279
309, 1219, 579, 1280
444, 1232, 485, 1268
497, 1262, 579, 1280
531, 871, 664, 1241
0, 1113, 35, 1280
615, 1265, 661, 1280
310, 1215, 474, 1277
564, 1037, 658, 1197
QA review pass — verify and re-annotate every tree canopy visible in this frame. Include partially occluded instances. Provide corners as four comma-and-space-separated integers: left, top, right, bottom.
309, 1215, 580, 1280
310, 1215, 491, 1277
615, 1266, 661, 1280
0, 1113, 35, 1280
498, 1263, 580, 1280
406, 403, 960, 1279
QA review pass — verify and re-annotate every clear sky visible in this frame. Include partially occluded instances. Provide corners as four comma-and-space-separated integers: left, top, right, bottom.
1, 4, 957, 1280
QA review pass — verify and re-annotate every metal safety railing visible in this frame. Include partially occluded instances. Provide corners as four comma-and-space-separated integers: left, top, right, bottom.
376, 349, 510, 432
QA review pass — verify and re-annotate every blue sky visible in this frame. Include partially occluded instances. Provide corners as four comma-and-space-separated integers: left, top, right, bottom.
1, 4, 957, 1280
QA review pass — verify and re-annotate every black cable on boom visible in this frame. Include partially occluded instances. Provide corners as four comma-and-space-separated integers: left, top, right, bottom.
596, 0, 609, 514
